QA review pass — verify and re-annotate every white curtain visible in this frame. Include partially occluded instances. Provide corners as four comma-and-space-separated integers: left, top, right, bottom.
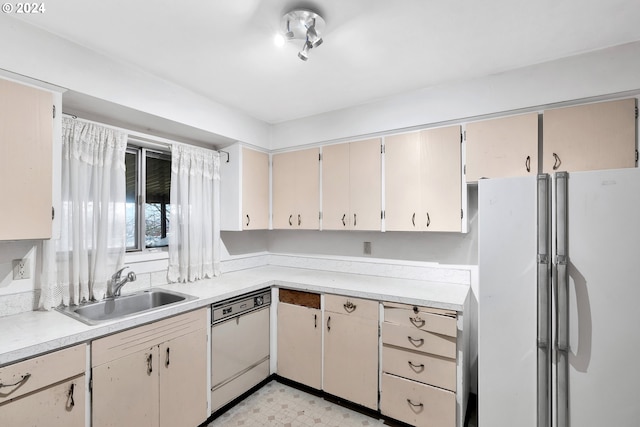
39, 117, 127, 309
168, 143, 221, 282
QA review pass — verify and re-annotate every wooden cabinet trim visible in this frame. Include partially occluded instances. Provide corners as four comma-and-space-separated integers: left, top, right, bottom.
278, 289, 321, 309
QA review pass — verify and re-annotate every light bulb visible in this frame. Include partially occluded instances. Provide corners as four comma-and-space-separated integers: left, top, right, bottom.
274, 34, 285, 47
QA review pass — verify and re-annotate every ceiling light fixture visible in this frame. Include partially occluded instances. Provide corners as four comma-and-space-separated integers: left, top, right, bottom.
277, 8, 325, 61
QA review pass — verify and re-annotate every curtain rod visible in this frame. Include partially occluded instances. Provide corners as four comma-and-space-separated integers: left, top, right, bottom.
62, 111, 231, 161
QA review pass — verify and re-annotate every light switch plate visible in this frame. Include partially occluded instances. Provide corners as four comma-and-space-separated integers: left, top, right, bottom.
12, 258, 30, 280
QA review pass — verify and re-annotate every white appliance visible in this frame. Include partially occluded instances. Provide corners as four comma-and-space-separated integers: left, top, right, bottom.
478, 168, 640, 427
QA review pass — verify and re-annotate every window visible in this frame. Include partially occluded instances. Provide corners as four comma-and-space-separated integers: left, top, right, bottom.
125, 145, 172, 251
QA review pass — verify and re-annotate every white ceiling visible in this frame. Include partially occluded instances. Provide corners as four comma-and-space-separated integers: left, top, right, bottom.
12, 0, 640, 124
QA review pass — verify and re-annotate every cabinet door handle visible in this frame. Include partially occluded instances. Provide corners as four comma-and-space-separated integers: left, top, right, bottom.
426, 212, 430, 228
353, 213, 357, 227
147, 353, 153, 375
525, 155, 531, 173
552, 153, 562, 170
408, 336, 425, 347
246, 214, 250, 227
67, 383, 75, 408
343, 301, 357, 313
314, 314, 317, 329
327, 316, 331, 331
407, 399, 424, 408
0, 373, 31, 388
412, 212, 416, 227
298, 214, 301, 226
166, 347, 170, 367
408, 361, 425, 371
289, 215, 293, 226
341, 214, 346, 227
409, 315, 425, 327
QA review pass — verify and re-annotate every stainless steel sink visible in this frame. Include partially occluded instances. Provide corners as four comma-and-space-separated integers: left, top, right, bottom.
57, 289, 197, 325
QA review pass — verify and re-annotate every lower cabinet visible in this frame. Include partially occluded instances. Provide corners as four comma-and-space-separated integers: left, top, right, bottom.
277, 289, 322, 389
323, 294, 379, 410
0, 344, 86, 427
91, 309, 208, 427
380, 302, 459, 427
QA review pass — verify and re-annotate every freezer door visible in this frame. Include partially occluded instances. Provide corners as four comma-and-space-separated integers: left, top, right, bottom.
478, 176, 540, 427
556, 168, 640, 427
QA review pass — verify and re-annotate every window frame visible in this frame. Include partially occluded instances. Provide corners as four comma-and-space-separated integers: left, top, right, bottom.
126, 143, 172, 253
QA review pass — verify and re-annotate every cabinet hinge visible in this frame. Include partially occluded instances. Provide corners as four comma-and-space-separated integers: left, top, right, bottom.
463, 164, 466, 175
463, 130, 466, 141
381, 210, 385, 220
52, 206, 55, 221
636, 149, 638, 164
319, 212, 322, 220
460, 132, 463, 143
461, 209, 464, 219
52, 105, 56, 118
635, 105, 638, 119
319, 153, 322, 161
89, 376, 93, 392
381, 144, 385, 154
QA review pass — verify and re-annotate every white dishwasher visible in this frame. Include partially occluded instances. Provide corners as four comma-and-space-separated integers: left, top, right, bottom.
210, 288, 271, 413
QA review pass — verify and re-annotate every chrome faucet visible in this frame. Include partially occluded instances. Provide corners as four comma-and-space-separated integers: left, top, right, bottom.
110, 267, 136, 298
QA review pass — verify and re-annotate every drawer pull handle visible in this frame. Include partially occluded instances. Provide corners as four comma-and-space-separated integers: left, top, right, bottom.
0, 373, 31, 388
407, 399, 424, 408
289, 215, 293, 226
147, 353, 153, 375
343, 301, 357, 313
314, 314, 317, 329
342, 214, 346, 227
410, 316, 425, 327
67, 383, 75, 408
408, 336, 424, 346
327, 316, 331, 331
166, 347, 170, 367
408, 361, 425, 371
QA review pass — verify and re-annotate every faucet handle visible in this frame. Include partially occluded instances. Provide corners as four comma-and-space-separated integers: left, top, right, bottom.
112, 266, 128, 281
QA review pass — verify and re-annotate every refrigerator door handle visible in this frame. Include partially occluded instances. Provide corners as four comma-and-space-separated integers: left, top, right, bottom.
537, 174, 551, 427
555, 171, 569, 427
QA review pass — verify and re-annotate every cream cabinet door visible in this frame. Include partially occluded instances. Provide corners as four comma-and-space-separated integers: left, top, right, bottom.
0, 77, 53, 240
385, 132, 422, 231
323, 312, 379, 410
277, 302, 322, 389
465, 112, 538, 182
350, 138, 381, 230
242, 147, 269, 230
421, 125, 462, 232
159, 329, 208, 427
322, 143, 351, 230
543, 98, 637, 173
92, 347, 160, 427
0, 376, 85, 427
273, 148, 320, 229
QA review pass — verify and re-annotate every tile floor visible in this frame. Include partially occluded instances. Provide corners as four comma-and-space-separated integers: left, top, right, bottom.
207, 380, 478, 427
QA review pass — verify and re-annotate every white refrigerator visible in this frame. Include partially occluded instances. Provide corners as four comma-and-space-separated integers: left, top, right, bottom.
478, 168, 640, 427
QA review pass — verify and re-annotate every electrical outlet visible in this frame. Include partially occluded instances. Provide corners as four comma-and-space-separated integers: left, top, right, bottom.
363, 241, 372, 255
12, 258, 31, 280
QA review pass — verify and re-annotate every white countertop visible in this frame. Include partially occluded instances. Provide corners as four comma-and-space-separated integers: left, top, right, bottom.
0, 265, 469, 366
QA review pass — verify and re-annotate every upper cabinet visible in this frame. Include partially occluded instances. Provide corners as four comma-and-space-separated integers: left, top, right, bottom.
385, 125, 462, 232
0, 77, 57, 240
465, 112, 538, 182
220, 145, 269, 231
542, 98, 637, 173
272, 148, 320, 230
322, 138, 381, 231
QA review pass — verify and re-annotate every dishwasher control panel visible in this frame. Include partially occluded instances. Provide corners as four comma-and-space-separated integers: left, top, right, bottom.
211, 288, 271, 324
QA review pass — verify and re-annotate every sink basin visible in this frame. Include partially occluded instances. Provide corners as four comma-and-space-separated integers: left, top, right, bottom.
57, 289, 197, 325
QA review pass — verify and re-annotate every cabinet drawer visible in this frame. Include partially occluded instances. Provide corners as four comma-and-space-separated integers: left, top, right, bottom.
92, 309, 207, 367
324, 294, 378, 320
384, 302, 457, 337
0, 375, 85, 426
381, 373, 455, 427
382, 322, 456, 359
0, 344, 85, 403
382, 345, 456, 392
